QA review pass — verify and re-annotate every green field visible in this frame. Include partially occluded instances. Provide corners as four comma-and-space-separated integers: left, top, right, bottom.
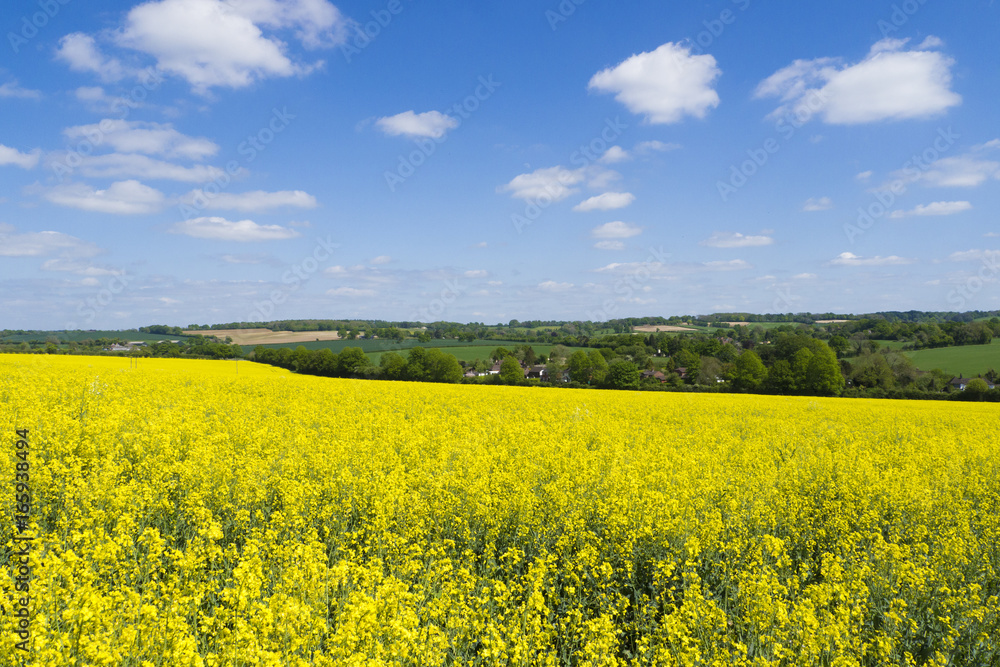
0, 330, 191, 344
904, 340, 1000, 376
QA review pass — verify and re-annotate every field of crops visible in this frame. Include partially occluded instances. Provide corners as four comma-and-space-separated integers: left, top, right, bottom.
2, 354, 999, 665
903, 340, 1000, 377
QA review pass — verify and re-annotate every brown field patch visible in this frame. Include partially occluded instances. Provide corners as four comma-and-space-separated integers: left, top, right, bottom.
632, 325, 697, 333
183, 329, 342, 345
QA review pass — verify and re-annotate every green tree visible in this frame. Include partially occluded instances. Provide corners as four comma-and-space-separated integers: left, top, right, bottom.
337, 347, 370, 376
605, 359, 640, 390
379, 351, 407, 380
730, 350, 767, 392
499, 356, 523, 384
567, 350, 592, 384
805, 344, 844, 396
588, 350, 609, 385
965, 378, 990, 398
424, 349, 463, 383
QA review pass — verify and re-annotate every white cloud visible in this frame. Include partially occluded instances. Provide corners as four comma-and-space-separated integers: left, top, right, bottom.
889, 201, 972, 218
65, 153, 228, 182
897, 155, 1000, 188
370, 255, 392, 265
56, 33, 127, 82
573, 192, 635, 212
756, 37, 960, 124
40, 259, 122, 277
830, 252, 913, 266
499, 166, 585, 202
803, 197, 833, 211
184, 189, 318, 212
0, 145, 41, 169
594, 241, 625, 251
591, 221, 642, 239
794, 273, 818, 280
43, 180, 166, 215
113, 0, 348, 93
700, 232, 773, 248
635, 140, 681, 154
985, 232, 1000, 238
0, 81, 41, 99
376, 111, 458, 139
64, 120, 219, 160
600, 146, 630, 163
171, 216, 300, 241
0, 228, 101, 257
948, 249, 1000, 263
538, 281, 573, 292
589, 42, 721, 124
465, 270, 488, 278
328, 287, 376, 297
704, 259, 753, 271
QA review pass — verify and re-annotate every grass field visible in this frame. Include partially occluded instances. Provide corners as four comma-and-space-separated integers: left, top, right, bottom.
904, 339, 1000, 376
2, 354, 998, 664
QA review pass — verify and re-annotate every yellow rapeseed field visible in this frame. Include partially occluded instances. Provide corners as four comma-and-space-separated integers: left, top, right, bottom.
1, 354, 998, 666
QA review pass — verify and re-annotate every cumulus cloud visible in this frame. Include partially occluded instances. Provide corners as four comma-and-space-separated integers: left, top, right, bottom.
947, 249, 1000, 263
171, 216, 301, 241
830, 251, 913, 266
600, 146, 630, 163
63, 120, 219, 160
803, 197, 833, 211
591, 221, 642, 239
0, 81, 41, 99
889, 201, 972, 218
756, 37, 961, 124
538, 281, 574, 292
376, 110, 458, 139
105, 0, 349, 93
704, 259, 753, 271
56, 33, 127, 82
0, 227, 102, 258
573, 192, 635, 212
183, 189, 318, 212
464, 270, 488, 278
635, 140, 681, 154
594, 241, 625, 251
42, 180, 166, 215
893, 153, 1000, 188
700, 232, 773, 248
0, 145, 41, 169
62, 153, 228, 183
589, 42, 722, 124
499, 166, 586, 202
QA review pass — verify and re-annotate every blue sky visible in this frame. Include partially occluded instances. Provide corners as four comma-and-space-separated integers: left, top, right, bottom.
1, 0, 998, 329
